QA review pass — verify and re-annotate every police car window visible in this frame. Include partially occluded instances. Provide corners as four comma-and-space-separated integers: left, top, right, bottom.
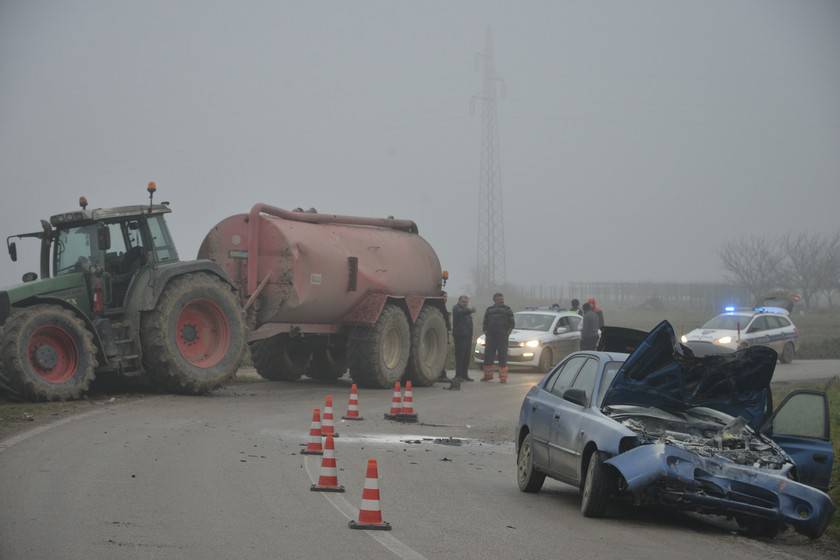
766, 316, 784, 329
547, 356, 587, 397
569, 358, 599, 405
568, 316, 581, 330
702, 314, 750, 330
748, 316, 769, 333
776, 316, 791, 328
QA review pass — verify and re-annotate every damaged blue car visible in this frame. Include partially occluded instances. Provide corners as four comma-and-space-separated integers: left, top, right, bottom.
516, 321, 835, 538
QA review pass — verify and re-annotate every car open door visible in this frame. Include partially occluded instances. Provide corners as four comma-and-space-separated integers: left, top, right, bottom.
763, 390, 834, 492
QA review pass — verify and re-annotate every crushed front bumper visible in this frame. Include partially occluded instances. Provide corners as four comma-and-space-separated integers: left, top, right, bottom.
606, 443, 836, 538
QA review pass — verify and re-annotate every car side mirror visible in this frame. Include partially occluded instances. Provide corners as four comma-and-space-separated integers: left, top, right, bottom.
554, 326, 568, 334
563, 388, 587, 407
22, 272, 38, 282
8, 241, 17, 262
97, 226, 111, 251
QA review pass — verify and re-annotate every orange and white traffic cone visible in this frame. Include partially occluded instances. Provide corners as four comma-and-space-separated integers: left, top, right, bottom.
348, 458, 391, 531
342, 384, 364, 421
301, 408, 324, 455
310, 435, 345, 493
322, 395, 339, 438
399, 380, 418, 423
384, 381, 402, 420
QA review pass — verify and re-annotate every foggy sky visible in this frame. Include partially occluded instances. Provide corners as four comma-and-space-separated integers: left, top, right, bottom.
2, 1, 839, 294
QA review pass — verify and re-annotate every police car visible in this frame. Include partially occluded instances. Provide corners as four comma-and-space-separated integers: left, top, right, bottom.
681, 306, 798, 363
474, 310, 582, 372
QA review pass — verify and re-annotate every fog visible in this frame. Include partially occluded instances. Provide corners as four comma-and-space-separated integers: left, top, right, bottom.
2, 1, 839, 293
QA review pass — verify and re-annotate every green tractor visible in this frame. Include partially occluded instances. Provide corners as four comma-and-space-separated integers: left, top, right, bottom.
0, 183, 246, 401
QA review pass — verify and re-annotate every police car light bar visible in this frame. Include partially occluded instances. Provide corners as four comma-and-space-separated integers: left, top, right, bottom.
753, 306, 790, 315
724, 306, 736, 312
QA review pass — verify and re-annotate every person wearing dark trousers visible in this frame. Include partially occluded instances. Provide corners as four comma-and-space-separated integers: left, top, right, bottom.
580, 302, 600, 351
452, 295, 475, 383
482, 292, 515, 383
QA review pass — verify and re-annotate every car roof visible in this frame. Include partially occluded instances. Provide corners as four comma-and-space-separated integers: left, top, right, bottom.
515, 310, 578, 317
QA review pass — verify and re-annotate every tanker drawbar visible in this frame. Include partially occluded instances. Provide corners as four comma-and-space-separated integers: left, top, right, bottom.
198, 204, 449, 388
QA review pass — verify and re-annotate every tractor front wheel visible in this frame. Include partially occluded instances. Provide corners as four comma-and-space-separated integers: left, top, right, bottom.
0, 305, 97, 401
141, 273, 245, 394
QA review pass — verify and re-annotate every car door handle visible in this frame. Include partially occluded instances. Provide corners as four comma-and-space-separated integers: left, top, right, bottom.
813, 453, 828, 464
553, 414, 561, 420
531, 405, 538, 411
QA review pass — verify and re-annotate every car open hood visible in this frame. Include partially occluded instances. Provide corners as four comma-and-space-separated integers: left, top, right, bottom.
601, 321, 776, 429
597, 326, 648, 354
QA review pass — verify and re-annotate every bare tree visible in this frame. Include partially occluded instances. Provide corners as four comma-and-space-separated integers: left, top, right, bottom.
783, 232, 840, 309
719, 236, 787, 301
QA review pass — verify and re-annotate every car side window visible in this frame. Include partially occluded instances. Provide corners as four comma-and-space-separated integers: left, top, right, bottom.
554, 316, 570, 333
771, 392, 829, 440
776, 316, 791, 328
748, 316, 768, 333
569, 358, 599, 405
547, 356, 587, 397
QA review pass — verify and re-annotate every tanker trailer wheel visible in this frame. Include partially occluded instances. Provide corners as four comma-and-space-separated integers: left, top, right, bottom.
140, 273, 246, 394
407, 305, 449, 387
0, 305, 97, 401
307, 341, 348, 382
348, 304, 410, 388
250, 335, 312, 381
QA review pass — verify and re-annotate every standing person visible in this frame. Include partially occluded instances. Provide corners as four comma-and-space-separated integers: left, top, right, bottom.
587, 297, 605, 329
452, 295, 476, 382
580, 302, 600, 351
437, 291, 453, 382
482, 292, 515, 383
569, 298, 582, 315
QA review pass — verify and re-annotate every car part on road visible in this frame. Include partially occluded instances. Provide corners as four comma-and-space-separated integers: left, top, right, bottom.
348, 458, 392, 531
517, 433, 546, 493
310, 435, 345, 493
342, 383, 364, 420
301, 408, 324, 456
250, 334, 311, 381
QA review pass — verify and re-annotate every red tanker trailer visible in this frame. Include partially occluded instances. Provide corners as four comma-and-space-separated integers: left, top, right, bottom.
198, 204, 449, 388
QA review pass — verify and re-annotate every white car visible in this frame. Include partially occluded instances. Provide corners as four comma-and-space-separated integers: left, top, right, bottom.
474, 310, 582, 372
681, 306, 799, 363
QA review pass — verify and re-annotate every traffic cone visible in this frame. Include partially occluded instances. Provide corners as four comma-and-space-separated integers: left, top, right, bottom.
310, 435, 345, 492
384, 381, 402, 420
301, 408, 324, 455
322, 395, 339, 438
342, 384, 364, 421
348, 458, 391, 531
399, 380, 418, 423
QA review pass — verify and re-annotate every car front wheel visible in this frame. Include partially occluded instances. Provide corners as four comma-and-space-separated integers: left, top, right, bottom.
580, 451, 615, 517
517, 433, 546, 493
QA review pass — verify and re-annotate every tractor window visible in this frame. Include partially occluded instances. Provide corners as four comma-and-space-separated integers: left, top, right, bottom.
54, 226, 101, 275
147, 216, 178, 262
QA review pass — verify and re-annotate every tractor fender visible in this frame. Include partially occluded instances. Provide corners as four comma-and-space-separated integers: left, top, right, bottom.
123, 260, 238, 353
9, 296, 110, 367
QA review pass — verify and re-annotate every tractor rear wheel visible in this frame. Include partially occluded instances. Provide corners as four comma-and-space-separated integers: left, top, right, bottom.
407, 305, 449, 387
251, 334, 312, 381
141, 273, 245, 394
307, 342, 347, 382
0, 305, 97, 401
348, 304, 410, 388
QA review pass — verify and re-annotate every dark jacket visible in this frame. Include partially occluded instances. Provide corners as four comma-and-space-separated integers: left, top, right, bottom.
581, 310, 600, 340
452, 303, 475, 338
483, 303, 515, 336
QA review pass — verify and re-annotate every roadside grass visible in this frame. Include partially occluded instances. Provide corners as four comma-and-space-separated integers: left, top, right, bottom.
772, 377, 840, 539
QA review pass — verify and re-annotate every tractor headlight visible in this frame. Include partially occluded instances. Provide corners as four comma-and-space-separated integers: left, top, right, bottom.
525, 339, 540, 348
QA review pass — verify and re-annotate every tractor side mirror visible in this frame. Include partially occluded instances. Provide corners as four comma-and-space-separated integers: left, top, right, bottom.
22, 272, 38, 282
97, 226, 111, 251
8, 241, 17, 262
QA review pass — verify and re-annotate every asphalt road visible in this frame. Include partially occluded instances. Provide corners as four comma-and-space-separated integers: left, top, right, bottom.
0, 369, 837, 560
769, 359, 840, 383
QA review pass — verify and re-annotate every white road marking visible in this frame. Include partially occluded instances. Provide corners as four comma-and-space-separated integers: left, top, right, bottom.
303, 456, 428, 560
0, 408, 108, 453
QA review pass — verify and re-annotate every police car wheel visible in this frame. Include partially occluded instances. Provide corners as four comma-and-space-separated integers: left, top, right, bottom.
780, 342, 794, 364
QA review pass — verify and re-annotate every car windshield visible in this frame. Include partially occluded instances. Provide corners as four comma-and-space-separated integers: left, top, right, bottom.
54, 225, 101, 275
514, 313, 554, 331
596, 361, 623, 407
701, 314, 751, 330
